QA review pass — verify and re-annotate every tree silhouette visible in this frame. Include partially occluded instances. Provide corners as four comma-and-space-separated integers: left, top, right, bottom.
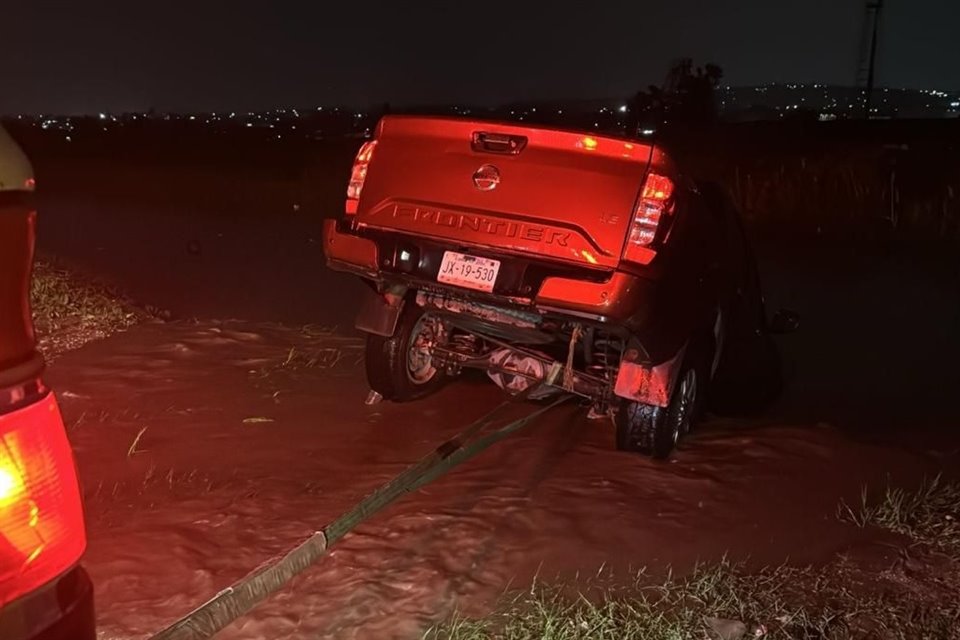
629, 59, 724, 132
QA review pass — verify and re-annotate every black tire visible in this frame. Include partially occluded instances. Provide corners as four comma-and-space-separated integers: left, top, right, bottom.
365, 305, 445, 402
615, 363, 703, 459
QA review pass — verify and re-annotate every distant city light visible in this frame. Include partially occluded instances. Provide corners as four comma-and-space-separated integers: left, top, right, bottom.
15, 83, 960, 138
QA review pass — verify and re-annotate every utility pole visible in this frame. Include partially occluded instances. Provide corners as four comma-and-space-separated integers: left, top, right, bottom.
856, 0, 884, 118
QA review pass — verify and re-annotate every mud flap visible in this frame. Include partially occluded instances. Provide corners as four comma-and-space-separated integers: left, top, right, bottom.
613, 344, 687, 408
354, 288, 405, 337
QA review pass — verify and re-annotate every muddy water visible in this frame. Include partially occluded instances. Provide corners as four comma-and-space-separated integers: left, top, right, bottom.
47, 316, 952, 640
34, 188, 960, 638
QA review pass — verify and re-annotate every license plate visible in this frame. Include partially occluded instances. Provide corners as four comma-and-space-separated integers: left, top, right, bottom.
437, 251, 500, 292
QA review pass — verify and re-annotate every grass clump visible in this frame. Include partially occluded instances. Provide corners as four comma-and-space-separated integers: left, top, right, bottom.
839, 475, 960, 555
424, 559, 957, 640
31, 260, 144, 359
428, 478, 960, 639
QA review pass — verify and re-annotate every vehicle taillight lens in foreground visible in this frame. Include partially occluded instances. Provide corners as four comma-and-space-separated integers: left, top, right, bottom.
345, 140, 378, 215
621, 172, 675, 264
0, 393, 86, 606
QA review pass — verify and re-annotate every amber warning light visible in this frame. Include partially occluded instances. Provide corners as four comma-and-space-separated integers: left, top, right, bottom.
0, 393, 86, 606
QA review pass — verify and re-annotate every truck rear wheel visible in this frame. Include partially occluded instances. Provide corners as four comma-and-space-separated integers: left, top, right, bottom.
615, 365, 701, 459
365, 305, 446, 402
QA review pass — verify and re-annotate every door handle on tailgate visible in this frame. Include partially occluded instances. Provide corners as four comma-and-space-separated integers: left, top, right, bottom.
472, 132, 527, 155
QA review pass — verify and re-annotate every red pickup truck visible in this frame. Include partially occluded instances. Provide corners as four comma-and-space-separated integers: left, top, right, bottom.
324, 116, 780, 457
0, 126, 95, 640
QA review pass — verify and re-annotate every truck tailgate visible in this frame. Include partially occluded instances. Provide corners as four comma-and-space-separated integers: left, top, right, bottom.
355, 117, 655, 269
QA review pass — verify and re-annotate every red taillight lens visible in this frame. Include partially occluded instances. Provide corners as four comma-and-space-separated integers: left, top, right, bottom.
345, 140, 378, 214
0, 393, 86, 605
622, 172, 675, 264
641, 173, 674, 201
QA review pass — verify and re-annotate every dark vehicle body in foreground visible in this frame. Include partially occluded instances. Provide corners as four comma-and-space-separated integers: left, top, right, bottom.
0, 126, 95, 640
325, 116, 778, 457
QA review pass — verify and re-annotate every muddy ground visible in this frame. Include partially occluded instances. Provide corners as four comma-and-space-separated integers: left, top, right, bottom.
30, 154, 960, 639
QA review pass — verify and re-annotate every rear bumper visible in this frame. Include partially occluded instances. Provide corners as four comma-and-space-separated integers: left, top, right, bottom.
0, 566, 95, 640
324, 220, 697, 405
322, 219, 649, 325
535, 271, 647, 323
323, 219, 380, 279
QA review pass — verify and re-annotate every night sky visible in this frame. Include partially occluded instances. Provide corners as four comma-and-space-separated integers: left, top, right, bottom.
4, 0, 959, 115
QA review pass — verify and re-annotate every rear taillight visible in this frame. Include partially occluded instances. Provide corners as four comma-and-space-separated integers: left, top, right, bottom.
0, 393, 86, 605
345, 140, 377, 215
622, 172, 675, 264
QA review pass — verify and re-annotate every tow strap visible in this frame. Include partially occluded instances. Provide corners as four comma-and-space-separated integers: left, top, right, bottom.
148, 393, 573, 640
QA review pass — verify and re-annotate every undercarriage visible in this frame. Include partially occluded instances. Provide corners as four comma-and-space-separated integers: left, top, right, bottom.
411, 290, 625, 411
352, 281, 725, 459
